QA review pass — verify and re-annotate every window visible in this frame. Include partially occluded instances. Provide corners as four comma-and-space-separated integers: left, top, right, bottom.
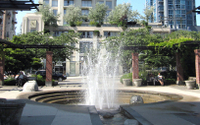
98, 1, 104, 4
64, 0, 74, 6
106, 1, 112, 9
30, 28, 36, 32
53, 31, 62, 36
53, 10, 57, 16
168, 0, 173, 4
44, 0, 49, 4
80, 41, 93, 53
52, 0, 58, 7
168, 5, 173, 9
82, 0, 92, 7
80, 31, 93, 38
168, 10, 173, 15
64, 9, 67, 15
82, 9, 89, 16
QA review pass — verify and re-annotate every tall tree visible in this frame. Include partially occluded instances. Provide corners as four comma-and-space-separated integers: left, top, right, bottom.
18, 31, 79, 63
88, 3, 108, 26
37, 3, 59, 26
141, 5, 154, 23
107, 3, 132, 27
63, 5, 82, 26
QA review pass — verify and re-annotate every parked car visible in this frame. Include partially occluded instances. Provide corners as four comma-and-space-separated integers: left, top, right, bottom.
35, 70, 67, 82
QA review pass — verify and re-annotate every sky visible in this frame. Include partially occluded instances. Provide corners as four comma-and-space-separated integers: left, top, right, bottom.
15, 0, 200, 34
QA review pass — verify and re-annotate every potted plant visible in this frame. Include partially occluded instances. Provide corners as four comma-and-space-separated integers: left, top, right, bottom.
133, 79, 142, 87
185, 80, 196, 89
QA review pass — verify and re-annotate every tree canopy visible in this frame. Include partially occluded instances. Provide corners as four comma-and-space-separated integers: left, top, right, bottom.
63, 5, 82, 26
88, 3, 108, 26
4, 31, 79, 74
37, 3, 59, 26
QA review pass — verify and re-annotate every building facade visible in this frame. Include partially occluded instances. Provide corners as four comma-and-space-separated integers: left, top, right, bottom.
146, 0, 196, 30
0, 10, 17, 39
22, 0, 171, 76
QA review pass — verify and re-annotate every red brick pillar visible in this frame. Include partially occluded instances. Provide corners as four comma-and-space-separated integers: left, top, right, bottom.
0, 51, 5, 86
176, 52, 184, 85
132, 53, 139, 81
46, 51, 53, 86
194, 49, 200, 86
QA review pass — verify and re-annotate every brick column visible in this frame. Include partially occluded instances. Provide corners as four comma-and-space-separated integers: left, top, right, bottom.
176, 52, 184, 85
194, 49, 200, 86
0, 51, 5, 86
46, 51, 53, 86
132, 53, 139, 81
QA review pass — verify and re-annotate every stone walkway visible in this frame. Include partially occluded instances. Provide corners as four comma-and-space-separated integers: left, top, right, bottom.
0, 77, 200, 125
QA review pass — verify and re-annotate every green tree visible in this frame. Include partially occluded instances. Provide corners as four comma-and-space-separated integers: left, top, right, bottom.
63, 5, 82, 26
37, 3, 59, 27
18, 31, 79, 63
107, 3, 132, 28
105, 28, 151, 72
141, 5, 154, 23
88, 3, 108, 26
4, 36, 41, 74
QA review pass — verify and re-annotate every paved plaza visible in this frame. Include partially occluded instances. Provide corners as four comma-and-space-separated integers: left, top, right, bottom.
0, 77, 200, 125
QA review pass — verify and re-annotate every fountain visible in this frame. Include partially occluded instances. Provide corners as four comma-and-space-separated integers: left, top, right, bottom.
81, 47, 120, 110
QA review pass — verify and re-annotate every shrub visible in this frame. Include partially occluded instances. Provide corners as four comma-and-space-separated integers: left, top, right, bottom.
4, 77, 16, 85
120, 73, 132, 83
33, 74, 56, 86
36, 74, 45, 86
75, 21, 82, 26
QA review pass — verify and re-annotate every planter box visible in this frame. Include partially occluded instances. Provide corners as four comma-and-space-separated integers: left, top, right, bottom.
133, 79, 142, 87
185, 80, 196, 89
123, 79, 132, 86
0, 99, 25, 125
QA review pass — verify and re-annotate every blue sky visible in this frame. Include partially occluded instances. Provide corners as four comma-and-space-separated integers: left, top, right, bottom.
16, 0, 200, 34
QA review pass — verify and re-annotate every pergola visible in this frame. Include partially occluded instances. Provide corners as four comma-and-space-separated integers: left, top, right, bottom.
0, 38, 66, 86
122, 41, 200, 86
0, 0, 40, 12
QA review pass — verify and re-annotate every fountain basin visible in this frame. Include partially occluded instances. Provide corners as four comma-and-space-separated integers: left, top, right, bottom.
17, 89, 182, 105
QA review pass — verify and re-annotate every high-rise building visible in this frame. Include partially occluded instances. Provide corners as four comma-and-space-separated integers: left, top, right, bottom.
146, 0, 196, 29
0, 10, 17, 39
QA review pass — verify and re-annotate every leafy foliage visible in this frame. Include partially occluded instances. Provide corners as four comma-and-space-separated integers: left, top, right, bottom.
88, 3, 108, 26
63, 5, 82, 26
37, 3, 59, 26
141, 5, 154, 22
107, 3, 132, 28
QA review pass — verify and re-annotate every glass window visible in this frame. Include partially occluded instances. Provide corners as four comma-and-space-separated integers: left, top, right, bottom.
44, 0, 49, 4
82, 0, 92, 7
180, 0, 185, 5
168, 5, 173, 9
80, 42, 93, 53
82, 9, 89, 16
106, 1, 112, 9
98, 1, 104, 4
168, 0, 173, 4
64, 0, 74, 6
52, 0, 58, 7
168, 10, 173, 14
80, 31, 93, 38
181, 10, 185, 14
64, 9, 67, 15
53, 10, 57, 16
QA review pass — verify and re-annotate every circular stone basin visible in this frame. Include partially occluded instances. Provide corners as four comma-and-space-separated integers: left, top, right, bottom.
19, 90, 182, 105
